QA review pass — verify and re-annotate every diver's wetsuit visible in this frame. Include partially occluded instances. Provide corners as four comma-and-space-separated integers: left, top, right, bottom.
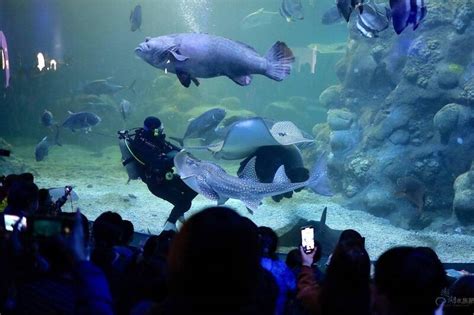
128, 129, 198, 224
238, 145, 309, 202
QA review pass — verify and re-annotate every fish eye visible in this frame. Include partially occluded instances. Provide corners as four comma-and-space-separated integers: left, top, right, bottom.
145, 37, 150, 42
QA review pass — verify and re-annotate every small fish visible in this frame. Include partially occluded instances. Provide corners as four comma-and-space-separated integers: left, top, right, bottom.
82, 78, 136, 96
62, 111, 101, 132
321, 5, 344, 25
170, 108, 226, 146
240, 8, 278, 29
119, 99, 132, 121
135, 34, 295, 88
390, 0, 427, 34
41, 109, 55, 127
337, 0, 365, 22
0, 31, 10, 88
34, 133, 61, 162
280, 0, 304, 22
130, 5, 142, 32
356, 1, 391, 38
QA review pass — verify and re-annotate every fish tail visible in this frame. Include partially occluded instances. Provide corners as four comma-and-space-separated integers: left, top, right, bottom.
264, 41, 295, 81
307, 151, 333, 196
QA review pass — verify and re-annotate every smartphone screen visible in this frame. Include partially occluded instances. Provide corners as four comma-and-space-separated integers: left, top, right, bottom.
29, 217, 74, 238
4, 214, 27, 232
301, 226, 315, 254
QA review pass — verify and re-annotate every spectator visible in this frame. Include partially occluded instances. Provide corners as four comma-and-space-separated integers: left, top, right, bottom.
4, 180, 39, 216
444, 275, 474, 315
150, 206, 277, 315
258, 226, 296, 315
373, 246, 448, 315
297, 229, 371, 315
286, 240, 324, 283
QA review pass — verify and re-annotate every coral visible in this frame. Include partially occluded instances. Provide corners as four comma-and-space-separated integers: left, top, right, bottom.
453, 163, 474, 225
433, 103, 472, 143
319, 85, 343, 108
327, 109, 354, 131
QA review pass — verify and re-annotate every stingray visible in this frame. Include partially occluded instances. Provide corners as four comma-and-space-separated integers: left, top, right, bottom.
276, 207, 343, 257
186, 117, 313, 160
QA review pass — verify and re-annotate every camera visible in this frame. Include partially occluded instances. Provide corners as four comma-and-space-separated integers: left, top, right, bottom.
118, 130, 129, 139
3, 214, 27, 232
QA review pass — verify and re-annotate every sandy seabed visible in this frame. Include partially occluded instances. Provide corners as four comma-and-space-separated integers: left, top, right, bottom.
11, 144, 474, 263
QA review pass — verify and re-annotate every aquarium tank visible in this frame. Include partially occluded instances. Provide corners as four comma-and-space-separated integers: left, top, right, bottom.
0, 0, 473, 263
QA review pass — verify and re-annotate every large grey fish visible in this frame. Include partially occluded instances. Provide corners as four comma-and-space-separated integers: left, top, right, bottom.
390, 0, 427, 34
82, 78, 136, 96
356, 1, 391, 38
130, 5, 142, 32
170, 108, 226, 146
35, 137, 50, 161
135, 33, 295, 88
174, 150, 332, 212
280, 0, 304, 22
62, 111, 101, 132
321, 5, 343, 25
241, 8, 278, 29
337, 0, 365, 22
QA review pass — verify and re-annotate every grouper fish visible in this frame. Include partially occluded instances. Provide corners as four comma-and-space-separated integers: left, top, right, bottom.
174, 150, 332, 212
135, 33, 295, 88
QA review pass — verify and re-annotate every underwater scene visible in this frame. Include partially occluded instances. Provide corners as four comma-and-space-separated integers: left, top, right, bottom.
0, 0, 473, 262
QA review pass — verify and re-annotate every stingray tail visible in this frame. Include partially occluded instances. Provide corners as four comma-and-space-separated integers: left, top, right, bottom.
264, 41, 295, 81
307, 152, 333, 196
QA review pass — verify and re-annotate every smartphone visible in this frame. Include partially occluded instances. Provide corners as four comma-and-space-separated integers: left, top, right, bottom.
28, 216, 74, 238
4, 214, 27, 232
301, 226, 315, 254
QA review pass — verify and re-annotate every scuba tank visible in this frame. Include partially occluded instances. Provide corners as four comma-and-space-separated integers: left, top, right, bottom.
118, 135, 144, 182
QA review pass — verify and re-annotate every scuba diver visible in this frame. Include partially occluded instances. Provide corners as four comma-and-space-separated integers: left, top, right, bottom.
118, 116, 198, 230
237, 145, 309, 202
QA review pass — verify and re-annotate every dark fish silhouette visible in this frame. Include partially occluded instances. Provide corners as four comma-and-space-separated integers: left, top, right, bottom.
280, 0, 304, 22
62, 111, 101, 132
135, 33, 295, 87
41, 109, 55, 127
395, 176, 426, 212
337, 0, 364, 22
170, 108, 226, 146
34, 131, 61, 161
119, 99, 132, 121
277, 207, 343, 257
130, 5, 142, 32
390, 0, 427, 34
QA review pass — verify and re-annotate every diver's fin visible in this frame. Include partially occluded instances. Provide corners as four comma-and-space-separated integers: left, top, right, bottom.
176, 71, 191, 88
238, 157, 259, 181
169, 49, 189, 62
229, 75, 252, 86
217, 197, 229, 205
272, 165, 291, 184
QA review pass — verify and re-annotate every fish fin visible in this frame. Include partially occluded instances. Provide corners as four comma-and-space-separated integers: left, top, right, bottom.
169, 49, 189, 62
337, 2, 352, 22
176, 71, 191, 88
68, 110, 74, 115
307, 152, 333, 196
229, 75, 252, 86
320, 207, 327, 226
246, 207, 254, 215
238, 157, 259, 181
264, 41, 295, 81
191, 77, 200, 86
242, 198, 262, 212
217, 197, 229, 205
272, 165, 291, 184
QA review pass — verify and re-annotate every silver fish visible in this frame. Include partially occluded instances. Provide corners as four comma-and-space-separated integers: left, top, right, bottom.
130, 5, 142, 32
356, 1, 391, 38
280, 0, 304, 22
